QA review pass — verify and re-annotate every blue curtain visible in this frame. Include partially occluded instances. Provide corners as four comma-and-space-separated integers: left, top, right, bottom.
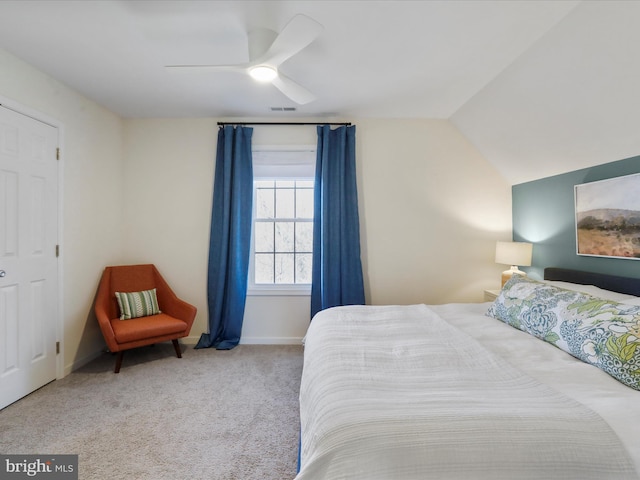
196, 126, 253, 350
311, 125, 365, 319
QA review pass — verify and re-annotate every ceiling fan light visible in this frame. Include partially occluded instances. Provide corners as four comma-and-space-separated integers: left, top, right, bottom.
249, 65, 278, 82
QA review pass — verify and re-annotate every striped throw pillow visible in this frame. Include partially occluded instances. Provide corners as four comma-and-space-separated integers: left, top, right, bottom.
115, 288, 161, 320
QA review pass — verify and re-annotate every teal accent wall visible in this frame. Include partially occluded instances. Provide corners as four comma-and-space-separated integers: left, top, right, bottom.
512, 155, 640, 280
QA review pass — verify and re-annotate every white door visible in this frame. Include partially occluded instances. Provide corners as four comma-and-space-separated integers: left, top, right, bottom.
0, 105, 59, 409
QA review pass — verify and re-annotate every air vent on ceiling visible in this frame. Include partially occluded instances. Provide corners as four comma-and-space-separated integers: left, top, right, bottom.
270, 107, 297, 112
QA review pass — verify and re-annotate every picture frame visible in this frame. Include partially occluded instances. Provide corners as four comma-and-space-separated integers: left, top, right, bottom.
575, 172, 640, 259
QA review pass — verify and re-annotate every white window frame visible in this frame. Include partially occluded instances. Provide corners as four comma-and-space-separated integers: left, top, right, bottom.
248, 145, 316, 297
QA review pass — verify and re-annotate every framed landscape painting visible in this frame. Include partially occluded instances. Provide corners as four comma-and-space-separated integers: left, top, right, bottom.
575, 172, 640, 259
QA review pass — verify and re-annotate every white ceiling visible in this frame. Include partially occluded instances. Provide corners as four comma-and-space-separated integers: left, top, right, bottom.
1, 0, 638, 184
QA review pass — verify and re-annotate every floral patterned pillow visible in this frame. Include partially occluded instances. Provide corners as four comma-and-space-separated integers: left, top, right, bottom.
486, 274, 640, 390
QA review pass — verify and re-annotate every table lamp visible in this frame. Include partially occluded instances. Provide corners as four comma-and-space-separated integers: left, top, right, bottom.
495, 241, 533, 287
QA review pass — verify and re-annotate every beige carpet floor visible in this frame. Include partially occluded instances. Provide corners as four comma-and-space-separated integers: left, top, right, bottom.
0, 343, 303, 480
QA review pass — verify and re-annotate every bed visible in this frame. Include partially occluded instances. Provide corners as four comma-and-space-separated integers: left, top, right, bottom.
296, 268, 640, 480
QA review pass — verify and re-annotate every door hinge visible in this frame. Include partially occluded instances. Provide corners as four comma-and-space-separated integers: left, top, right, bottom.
56, 342, 60, 355
55, 244, 60, 257
56, 147, 60, 160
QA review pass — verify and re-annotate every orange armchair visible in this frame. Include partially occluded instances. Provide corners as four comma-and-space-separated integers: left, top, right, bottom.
95, 264, 197, 373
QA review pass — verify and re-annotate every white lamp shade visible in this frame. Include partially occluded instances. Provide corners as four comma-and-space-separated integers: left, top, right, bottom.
495, 241, 533, 267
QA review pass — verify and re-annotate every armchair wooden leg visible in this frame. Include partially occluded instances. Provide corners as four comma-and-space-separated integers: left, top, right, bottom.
172, 339, 182, 358
114, 351, 124, 373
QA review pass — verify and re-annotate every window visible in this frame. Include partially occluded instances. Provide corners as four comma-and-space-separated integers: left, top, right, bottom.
254, 179, 314, 284
249, 147, 315, 295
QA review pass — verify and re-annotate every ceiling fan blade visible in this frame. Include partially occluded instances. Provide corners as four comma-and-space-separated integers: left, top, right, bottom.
272, 73, 316, 105
258, 14, 323, 67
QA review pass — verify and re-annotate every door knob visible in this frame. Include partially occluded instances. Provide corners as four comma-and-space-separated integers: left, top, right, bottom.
0, 270, 5, 277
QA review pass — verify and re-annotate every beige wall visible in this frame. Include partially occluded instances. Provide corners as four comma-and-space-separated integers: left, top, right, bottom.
357, 119, 512, 305
122, 118, 512, 344
121, 119, 214, 341
0, 46, 512, 366
0, 49, 125, 374
122, 120, 319, 344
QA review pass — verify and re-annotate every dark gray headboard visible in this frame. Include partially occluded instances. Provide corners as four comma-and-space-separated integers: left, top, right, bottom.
544, 267, 640, 296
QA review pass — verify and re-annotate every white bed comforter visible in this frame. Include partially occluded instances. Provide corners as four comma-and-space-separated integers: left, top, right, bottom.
296, 304, 638, 480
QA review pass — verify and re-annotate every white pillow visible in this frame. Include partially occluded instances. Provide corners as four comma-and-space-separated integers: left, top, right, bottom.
488, 275, 640, 391
619, 297, 640, 306
543, 280, 639, 302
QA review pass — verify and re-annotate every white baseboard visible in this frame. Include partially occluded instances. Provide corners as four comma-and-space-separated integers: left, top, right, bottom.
181, 335, 200, 345
183, 335, 303, 346
64, 349, 104, 376
240, 336, 303, 345
65, 335, 302, 375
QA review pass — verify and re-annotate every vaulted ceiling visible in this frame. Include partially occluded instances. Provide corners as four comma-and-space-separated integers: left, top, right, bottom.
0, 0, 638, 185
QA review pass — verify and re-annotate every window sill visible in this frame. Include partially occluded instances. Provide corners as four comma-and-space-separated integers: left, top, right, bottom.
247, 285, 311, 297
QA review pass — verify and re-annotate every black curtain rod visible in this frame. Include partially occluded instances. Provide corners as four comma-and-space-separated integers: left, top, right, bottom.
217, 122, 352, 126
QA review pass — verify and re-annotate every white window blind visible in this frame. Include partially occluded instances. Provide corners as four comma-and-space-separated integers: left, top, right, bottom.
249, 147, 316, 295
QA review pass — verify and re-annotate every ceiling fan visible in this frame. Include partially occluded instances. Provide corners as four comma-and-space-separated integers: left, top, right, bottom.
165, 14, 323, 105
